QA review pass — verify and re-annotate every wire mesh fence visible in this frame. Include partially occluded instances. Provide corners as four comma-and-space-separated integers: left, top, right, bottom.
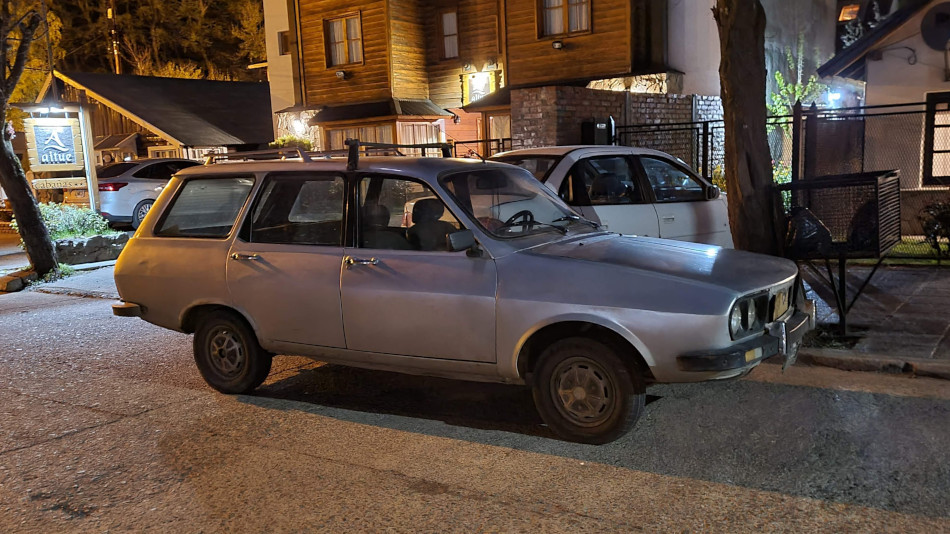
616, 104, 950, 260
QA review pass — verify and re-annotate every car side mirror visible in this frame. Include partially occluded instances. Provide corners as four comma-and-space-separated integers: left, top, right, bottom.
705, 185, 721, 200
449, 230, 481, 256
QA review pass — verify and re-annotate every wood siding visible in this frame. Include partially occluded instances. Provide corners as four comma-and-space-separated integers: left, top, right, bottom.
390, 0, 429, 99
62, 86, 154, 142
298, 0, 392, 106
425, 0, 503, 109
505, 0, 632, 86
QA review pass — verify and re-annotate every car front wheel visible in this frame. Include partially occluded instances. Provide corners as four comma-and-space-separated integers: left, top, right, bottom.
131, 199, 154, 229
193, 311, 272, 394
532, 337, 645, 444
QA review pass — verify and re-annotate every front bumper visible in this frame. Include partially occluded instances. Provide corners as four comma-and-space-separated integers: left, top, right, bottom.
676, 301, 814, 372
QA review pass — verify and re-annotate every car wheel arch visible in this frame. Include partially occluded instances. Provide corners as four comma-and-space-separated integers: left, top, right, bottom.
181, 303, 260, 338
514, 318, 655, 385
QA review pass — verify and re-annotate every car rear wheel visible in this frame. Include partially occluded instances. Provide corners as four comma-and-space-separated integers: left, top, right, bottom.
532, 337, 645, 444
193, 311, 272, 394
131, 199, 154, 229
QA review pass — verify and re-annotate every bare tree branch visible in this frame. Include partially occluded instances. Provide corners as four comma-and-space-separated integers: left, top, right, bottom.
6, 10, 43, 97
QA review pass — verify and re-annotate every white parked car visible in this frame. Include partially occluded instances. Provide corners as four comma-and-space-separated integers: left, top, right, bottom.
97, 158, 201, 228
492, 146, 734, 248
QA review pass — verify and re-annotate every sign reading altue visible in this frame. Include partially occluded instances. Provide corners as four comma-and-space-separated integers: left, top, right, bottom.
24, 117, 85, 172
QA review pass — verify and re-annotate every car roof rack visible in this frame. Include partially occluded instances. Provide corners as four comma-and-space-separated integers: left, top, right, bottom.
344, 139, 453, 171
204, 147, 313, 165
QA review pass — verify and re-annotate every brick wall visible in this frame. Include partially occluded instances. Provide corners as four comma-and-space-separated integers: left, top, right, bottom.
510, 86, 723, 165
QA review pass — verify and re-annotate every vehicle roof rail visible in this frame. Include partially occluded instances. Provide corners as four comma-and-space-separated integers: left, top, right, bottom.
203, 147, 312, 165
344, 139, 454, 171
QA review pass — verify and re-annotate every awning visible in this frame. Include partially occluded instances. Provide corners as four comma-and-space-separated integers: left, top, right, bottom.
310, 98, 451, 124
93, 132, 139, 151
461, 87, 511, 112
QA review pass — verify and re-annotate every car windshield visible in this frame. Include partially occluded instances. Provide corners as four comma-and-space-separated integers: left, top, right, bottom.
97, 162, 138, 178
440, 167, 595, 238
491, 155, 562, 181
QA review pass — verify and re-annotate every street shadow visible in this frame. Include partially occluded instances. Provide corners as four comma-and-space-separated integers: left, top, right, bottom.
241, 363, 663, 441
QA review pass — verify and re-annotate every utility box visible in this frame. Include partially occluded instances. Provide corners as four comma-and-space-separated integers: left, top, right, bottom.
581, 116, 615, 145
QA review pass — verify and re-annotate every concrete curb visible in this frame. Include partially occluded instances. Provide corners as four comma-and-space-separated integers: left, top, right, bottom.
797, 348, 950, 380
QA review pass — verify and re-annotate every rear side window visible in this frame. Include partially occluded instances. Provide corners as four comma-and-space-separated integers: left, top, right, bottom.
97, 162, 137, 178
155, 176, 254, 238
244, 173, 345, 246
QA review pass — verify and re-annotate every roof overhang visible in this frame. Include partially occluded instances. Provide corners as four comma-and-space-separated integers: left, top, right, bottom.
310, 98, 451, 125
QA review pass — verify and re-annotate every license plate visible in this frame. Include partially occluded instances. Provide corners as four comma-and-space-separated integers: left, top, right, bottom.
772, 290, 789, 320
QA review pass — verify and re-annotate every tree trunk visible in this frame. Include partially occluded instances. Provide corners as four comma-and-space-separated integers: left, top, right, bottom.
0, 132, 58, 275
713, 0, 783, 255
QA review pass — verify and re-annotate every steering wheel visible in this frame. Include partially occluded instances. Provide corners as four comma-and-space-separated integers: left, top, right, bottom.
503, 210, 535, 232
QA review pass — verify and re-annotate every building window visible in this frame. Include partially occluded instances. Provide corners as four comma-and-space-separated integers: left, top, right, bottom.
325, 14, 363, 67
838, 4, 860, 22
539, 0, 589, 37
326, 124, 394, 151
441, 11, 459, 59
278, 30, 292, 56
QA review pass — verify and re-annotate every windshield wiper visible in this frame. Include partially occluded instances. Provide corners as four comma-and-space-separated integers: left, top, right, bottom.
498, 219, 568, 235
553, 214, 601, 229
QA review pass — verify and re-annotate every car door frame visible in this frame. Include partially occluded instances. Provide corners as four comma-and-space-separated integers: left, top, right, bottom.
338, 171, 499, 363
632, 154, 733, 247
553, 153, 661, 238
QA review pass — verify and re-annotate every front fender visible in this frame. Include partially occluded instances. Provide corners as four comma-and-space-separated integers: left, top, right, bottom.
500, 312, 655, 381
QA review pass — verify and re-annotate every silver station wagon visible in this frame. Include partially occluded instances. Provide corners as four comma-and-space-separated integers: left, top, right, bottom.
113, 142, 815, 444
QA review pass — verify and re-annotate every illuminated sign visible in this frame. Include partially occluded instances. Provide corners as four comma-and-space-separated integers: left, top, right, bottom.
24, 117, 85, 172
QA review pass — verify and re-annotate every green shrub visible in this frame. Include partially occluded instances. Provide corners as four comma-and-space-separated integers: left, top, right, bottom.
269, 135, 313, 151
11, 203, 119, 242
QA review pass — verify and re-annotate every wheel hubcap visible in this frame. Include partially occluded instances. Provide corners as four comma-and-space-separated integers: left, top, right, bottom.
551, 357, 615, 426
137, 204, 151, 221
208, 327, 245, 376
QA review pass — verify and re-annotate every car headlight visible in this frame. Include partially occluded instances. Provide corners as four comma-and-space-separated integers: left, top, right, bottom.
729, 293, 767, 339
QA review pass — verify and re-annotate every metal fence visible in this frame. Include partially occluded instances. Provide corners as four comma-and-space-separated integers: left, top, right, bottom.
451, 138, 512, 158
617, 103, 950, 259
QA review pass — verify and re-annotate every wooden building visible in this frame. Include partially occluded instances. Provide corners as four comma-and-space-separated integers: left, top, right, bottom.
266, 0, 667, 153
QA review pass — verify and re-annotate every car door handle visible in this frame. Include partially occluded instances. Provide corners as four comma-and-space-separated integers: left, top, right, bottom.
344, 256, 378, 268
661, 216, 675, 223
230, 253, 262, 261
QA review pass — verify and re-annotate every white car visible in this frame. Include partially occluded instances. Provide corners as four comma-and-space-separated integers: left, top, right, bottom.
492, 146, 734, 248
97, 158, 201, 228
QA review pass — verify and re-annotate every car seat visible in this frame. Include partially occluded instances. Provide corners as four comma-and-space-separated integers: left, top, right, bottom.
407, 198, 456, 251
361, 204, 412, 250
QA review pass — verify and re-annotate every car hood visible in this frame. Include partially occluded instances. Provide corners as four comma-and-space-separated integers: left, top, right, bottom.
527, 234, 798, 294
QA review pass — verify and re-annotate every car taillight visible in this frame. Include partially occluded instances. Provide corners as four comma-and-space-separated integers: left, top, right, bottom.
98, 182, 128, 191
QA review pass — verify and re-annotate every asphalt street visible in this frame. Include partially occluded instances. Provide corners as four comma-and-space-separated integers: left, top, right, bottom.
1, 281, 949, 532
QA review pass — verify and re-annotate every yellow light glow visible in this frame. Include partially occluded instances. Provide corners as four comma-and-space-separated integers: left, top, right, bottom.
839, 4, 860, 22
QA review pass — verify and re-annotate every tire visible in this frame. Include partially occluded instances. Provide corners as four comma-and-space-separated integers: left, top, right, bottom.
193, 311, 272, 394
131, 199, 154, 229
532, 337, 645, 444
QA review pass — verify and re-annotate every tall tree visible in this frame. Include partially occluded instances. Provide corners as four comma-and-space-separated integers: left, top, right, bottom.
713, 0, 782, 255
1, 0, 57, 275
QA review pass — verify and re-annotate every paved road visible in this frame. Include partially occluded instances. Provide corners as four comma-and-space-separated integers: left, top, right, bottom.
1, 283, 949, 532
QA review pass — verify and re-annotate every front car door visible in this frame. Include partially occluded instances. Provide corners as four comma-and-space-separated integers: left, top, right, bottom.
556, 155, 661, 237
636, 155, 733, 247
227, 171, 347, 349
340, 174, 497, 363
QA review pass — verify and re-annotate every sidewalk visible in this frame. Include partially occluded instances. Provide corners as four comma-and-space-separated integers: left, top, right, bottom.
0, 233, 26, 274
799, 263, 950, 379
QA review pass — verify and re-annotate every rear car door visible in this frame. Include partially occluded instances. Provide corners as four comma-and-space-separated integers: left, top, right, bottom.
226, 172, 346, 348
636, 155, 733, 247
556, 155, 660, 237
339, 174, 497, 362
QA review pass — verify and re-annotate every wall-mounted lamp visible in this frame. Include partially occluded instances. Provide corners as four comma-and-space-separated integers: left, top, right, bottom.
552, 40, 564, 50
335, 70, 347, 80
